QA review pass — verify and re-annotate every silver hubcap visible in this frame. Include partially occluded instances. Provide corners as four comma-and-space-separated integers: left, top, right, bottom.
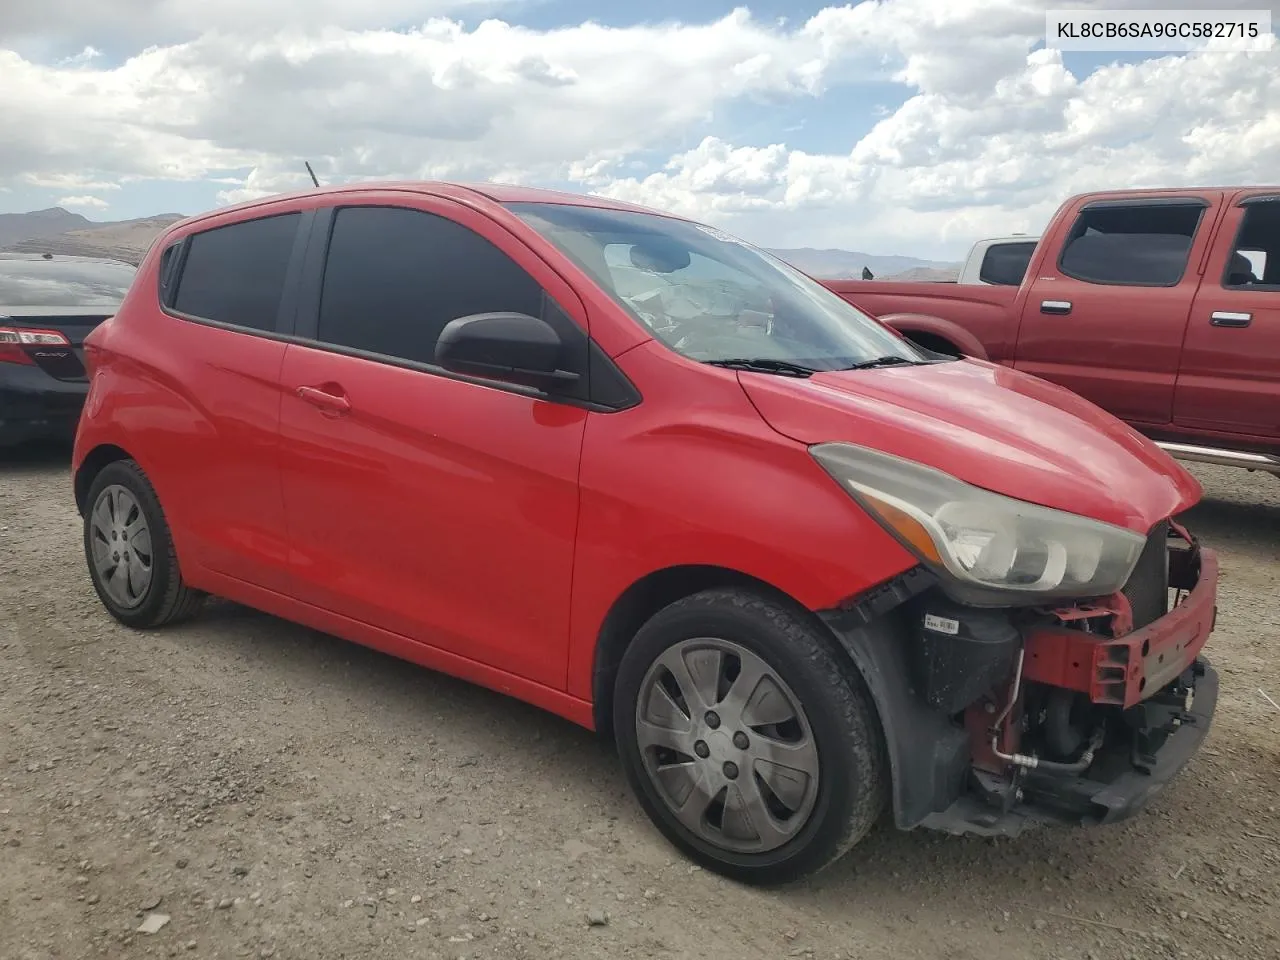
635, 638, 821, 854
89, 485, 154, 609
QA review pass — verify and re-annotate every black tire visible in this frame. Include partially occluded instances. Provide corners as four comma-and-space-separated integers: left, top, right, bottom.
613, 587, 886, 886
82, 459, 205, 628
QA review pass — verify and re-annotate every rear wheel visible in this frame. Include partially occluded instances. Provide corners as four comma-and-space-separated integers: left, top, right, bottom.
83, 460, 204, 628
613, 588, 886, 885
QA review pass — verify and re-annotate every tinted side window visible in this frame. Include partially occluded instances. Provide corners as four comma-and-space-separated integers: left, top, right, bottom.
1224, 200, 1280, 289
978, 241, 1036, 286
157, 242, 181, 306
172, 213, 300, 330
317, 206, 545, 366
1058, 203, 1204, 286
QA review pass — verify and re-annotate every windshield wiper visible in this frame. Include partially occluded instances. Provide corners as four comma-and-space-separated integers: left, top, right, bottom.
842, 355, 926, 371
706, 358, 818, 378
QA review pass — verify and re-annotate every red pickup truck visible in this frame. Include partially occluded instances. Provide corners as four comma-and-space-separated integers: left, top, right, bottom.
824, 187, 1280, 476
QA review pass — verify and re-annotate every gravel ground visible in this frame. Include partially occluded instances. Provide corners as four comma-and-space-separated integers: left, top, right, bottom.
2, 445, 1278, 960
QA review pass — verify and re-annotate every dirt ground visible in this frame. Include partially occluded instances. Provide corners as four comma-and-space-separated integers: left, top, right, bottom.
2, 445, 1278, 960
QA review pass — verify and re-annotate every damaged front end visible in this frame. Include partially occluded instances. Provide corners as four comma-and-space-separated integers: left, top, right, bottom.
821, 520, 1219, 838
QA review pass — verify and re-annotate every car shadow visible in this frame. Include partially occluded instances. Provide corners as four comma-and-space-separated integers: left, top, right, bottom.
0, 438, 74, 473
1179, 494, 1280, 544
194, 595, 607, 754
173, 597, 1248, 940
1177, 464, 1280, 556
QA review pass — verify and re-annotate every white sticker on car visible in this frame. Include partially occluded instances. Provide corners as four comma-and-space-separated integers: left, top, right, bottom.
924, 613, 961, 635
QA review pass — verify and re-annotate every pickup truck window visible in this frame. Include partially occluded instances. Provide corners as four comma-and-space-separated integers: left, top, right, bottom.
1224, 200, 1280, 288
979, 241, 1037, 285
1059, 202, 1205, 287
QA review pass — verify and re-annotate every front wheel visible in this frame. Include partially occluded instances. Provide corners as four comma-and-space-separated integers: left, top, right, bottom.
613, 588, 886, 885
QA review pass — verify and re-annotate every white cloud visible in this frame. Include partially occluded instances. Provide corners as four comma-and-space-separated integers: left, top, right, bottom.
0, 0, 509, 51
55, 45, 103, 68
2, 1, 1279, 257
0, 8, 898, 190
57, 195, 110, 209
24, 173, 121, 191
593, 42, 1280, 257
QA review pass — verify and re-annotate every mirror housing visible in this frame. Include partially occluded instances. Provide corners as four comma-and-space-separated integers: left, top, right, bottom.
435, 312, 580, 390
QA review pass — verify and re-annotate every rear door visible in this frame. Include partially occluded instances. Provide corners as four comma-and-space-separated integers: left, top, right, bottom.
141, 207, 312, 592
1175, 192, 1280, 441
1014, 194, 1223, 426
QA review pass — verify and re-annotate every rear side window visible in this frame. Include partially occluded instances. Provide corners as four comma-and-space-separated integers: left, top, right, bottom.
172, 212, 300, 331
978, 241, 1036, 285
316, 206, 545, 365
1058, 202, 1204, 286
1224, 199, 1280, 289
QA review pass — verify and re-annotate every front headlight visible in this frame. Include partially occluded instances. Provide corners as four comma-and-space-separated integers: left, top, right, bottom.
810, 442, 1147, 603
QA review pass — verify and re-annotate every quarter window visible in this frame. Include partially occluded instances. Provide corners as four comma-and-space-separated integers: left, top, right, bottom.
172, 212, 301, 331
316, 206, 550, 367
978, 241, 1036, 286
1058, 202, 1204, 286
1223, 200, 1280, 289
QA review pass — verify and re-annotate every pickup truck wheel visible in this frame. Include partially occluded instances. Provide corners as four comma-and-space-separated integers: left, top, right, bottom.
83, 460, 205, 629
613, 588, 886, 886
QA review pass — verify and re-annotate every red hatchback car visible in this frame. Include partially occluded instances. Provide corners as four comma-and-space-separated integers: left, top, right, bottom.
73, 181, 1219, 885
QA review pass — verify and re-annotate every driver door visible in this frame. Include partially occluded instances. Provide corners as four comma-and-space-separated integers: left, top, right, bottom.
274, 196, 592, 689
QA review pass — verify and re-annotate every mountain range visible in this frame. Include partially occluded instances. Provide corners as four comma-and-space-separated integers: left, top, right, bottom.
0, 208, 962, 280
764, 247, 960, 281
0, 208, 186, 264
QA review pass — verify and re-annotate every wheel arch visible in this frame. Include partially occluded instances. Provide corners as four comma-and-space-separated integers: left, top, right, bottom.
879, 312, 989, 360
589, 565, 889, 756
591, 563, 970, 832
74, 443, 134, 516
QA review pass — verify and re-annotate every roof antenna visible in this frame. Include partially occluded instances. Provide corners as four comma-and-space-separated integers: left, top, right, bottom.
304, 161, 320, 188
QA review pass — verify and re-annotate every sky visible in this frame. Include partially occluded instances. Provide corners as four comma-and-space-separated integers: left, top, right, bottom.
0, 0, 1277, 260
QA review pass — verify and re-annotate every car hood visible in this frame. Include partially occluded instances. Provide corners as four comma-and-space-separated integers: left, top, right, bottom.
739, 358, 1201, 533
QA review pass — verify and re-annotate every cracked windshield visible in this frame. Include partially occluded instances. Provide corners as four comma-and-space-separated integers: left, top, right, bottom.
511, 202, 928, 372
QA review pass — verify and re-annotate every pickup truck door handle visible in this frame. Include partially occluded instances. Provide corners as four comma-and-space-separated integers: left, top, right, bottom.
296, 384, 351, 416
1040, 299, 1072, 315
1209, 310, 1252, 328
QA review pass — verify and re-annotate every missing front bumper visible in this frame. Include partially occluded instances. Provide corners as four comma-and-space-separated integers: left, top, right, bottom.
918, 656, 1219, 838
1023, 535, 1217, 709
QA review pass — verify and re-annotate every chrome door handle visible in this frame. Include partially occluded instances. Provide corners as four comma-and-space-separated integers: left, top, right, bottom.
1210, 311, 1252, 328
1040, 300, 1072, 315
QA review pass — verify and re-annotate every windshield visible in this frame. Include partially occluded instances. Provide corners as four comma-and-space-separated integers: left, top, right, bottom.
507, 202, 931, 371
0, 259, 136, 308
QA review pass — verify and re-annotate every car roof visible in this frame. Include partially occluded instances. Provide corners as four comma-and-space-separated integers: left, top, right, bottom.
171, 179, 682, 234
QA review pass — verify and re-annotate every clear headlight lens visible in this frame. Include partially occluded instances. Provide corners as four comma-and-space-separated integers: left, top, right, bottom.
811, 442, 1147, 601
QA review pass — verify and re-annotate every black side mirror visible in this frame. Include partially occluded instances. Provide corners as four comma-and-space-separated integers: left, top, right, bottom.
435, 312, 580, 390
